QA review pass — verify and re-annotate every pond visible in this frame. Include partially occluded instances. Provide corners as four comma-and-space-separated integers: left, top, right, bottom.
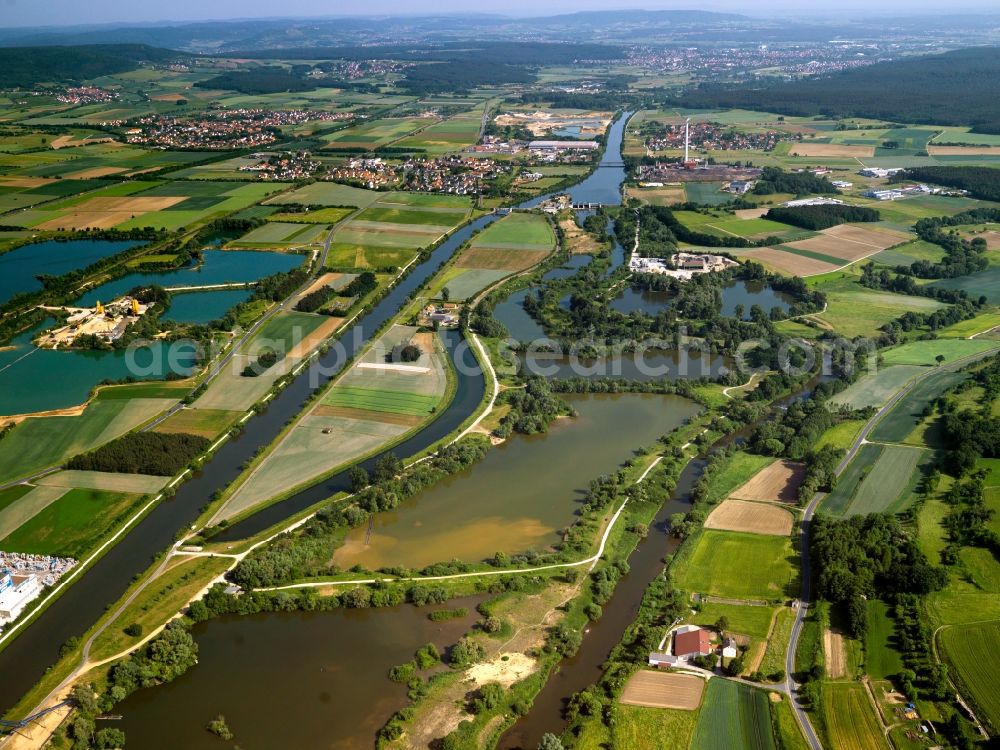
0, 239, 143, 305
541, 253, 593, 281
610, 279, 794, 319
74, 250, 303, 306
115, 597, 484, 750
492, 288, 547, 343
0, 318, 195, 416
332, 393, 701, 571
163, 289, 254, 325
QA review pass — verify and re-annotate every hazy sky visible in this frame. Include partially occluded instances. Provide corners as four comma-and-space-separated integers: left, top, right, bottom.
4, 0, 1000, 28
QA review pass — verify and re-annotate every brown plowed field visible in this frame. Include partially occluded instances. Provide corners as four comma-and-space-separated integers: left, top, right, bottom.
789, 143, 874, 157
730, 459, 806, 504
619, 671, 705, 710
927, 145, 1000, 156
737, 247, 839, 276
704, 499, 794, 536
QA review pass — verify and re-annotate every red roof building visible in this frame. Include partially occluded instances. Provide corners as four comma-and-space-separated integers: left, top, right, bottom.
674, 628, 712, 658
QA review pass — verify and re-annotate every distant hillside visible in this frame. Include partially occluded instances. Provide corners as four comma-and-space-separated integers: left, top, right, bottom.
0, 44, 182, 87
233, 41, 624, 65
679, 47, 1000, 133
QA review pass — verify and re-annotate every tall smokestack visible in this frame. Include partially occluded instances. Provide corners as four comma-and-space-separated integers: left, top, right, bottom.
684, 118, 691, 163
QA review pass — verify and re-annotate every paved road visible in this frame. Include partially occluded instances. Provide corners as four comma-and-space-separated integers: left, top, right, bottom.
783, 348, 999, 749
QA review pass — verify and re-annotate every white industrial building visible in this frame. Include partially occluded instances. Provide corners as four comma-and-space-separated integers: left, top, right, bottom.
0, 569, 40, 624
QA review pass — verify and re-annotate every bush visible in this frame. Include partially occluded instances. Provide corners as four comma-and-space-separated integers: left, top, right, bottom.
123, 623, 143, 638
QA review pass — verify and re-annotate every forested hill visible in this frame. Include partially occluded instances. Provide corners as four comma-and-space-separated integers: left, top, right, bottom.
678, 47, 1000, 133
0, 44, 182, 87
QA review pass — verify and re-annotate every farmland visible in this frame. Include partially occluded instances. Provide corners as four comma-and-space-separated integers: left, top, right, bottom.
864, 600, 903, 681
689, 679, 776, 750
619, 671, 705, 710
821, 683, 889, 750
214, 326, 450, 522
728, 459, 805, 505
939, 621, 1000, 732
878, 339, 997, 365
828, 365, 924, 410
822, 443, 931, 516
613, 704, 699, 750
704, 499, 794, 536
869, 369, 968, 443
0, 487, 143, 558
674, 531, 798, 601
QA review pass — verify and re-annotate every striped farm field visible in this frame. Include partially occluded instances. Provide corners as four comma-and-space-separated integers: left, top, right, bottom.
734, 246, 839, 277
321, 386, 439, 416
823, 443, 931, 516
822, 683, 889, 750
35, 469, 168, 494
940, 621, 1000, 732
355, 206, 467, 226
704, 499, 794, 536
620, 671, 705, 710
869, 369, 967, 443
690, 679, 776, 750
454, 247, 551, 272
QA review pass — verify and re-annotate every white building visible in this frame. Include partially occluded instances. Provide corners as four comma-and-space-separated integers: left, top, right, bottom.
864, 189, 905, 201
0, 569, 40, 624
858, 167, 904, 178
528, 140, 599, 152
783, 197, 844, 207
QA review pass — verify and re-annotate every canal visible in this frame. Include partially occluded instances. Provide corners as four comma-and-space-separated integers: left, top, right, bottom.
0, 113, 635, 716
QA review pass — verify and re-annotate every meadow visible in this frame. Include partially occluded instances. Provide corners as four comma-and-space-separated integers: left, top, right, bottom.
675, 530, 798, 601
878, 339, 997, 365
864, 600, 904, 681
0, 487, 143, 558
614, 705, 698, 750
869, 369, 967, 443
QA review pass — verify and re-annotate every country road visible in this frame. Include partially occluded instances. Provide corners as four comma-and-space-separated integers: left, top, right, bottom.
783, 347, 998, 750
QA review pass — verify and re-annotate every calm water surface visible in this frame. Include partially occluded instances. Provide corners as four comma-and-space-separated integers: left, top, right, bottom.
333, 393, 701, 570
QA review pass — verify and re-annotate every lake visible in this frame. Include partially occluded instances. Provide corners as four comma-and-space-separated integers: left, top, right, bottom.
115, 598, 484, 750
0, 239, 143, 305
163, 289, 254, 325
0, 318, 195, 416
333, 393, 701, 571
75, 250, 303, 306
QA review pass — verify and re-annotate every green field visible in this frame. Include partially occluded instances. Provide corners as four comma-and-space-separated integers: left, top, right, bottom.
270, 207, 354, 224
822, 683, 888, 750
869, 369, 967, 443
614, 704, 698, 750
813, 287, 944, 339
267, 182, 380, 208
931, 266, 1000, 304
879, 339, 997, 366
152, 408, 240, 438
937, 312, 1000, 338
829, 366, 925, 410
940, 621, 1000, 732
252, 311, 326, 353
355, 206, 463, 227
438, 268, 510, 301
690, 602, 777, 639
0, 487, 142, 558
864, 600, 903, 680
377, 191, 472, 209
322, 386, 439, 416
676, 531, 798, 601
472, 212, 555, 248
0, 398, 177, 484
690, 679, 776, 750
759, 608, 795, 678
823, 443, 930, 516
325, 243, 419, 271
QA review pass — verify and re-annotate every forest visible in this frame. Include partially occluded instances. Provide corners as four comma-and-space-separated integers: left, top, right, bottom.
67, 432, 211, 476
0, 44, 180, 87
752, 167, 836, 196
896, 166, 1000, 202
195, 66, 317, 94
765, 204, 880, 230
677, 47, 1000, 132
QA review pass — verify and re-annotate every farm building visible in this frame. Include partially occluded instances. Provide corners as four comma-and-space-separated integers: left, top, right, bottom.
721, 637, 739, 659
674, 625, 712, 658
648, 652, 680, 668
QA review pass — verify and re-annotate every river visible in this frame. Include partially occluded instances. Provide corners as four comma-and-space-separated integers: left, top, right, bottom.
0, 112, 635, 717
